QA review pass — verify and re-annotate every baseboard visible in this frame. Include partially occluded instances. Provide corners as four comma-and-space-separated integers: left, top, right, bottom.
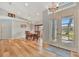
48, 43, 79, 53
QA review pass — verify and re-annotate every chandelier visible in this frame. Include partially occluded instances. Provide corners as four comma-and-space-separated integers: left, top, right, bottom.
48, 2, 59, 13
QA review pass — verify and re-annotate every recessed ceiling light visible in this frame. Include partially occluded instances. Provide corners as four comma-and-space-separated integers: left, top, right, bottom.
25, 3, 28, 7
36, 13, 40, 16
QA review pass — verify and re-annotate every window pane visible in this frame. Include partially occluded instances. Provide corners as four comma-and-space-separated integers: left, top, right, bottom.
61, 17, 74, 43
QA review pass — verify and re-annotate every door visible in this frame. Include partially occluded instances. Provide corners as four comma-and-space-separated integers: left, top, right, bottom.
61, 16, 75, 49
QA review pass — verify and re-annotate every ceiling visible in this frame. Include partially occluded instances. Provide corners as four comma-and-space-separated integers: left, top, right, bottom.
0, 2, 52, 24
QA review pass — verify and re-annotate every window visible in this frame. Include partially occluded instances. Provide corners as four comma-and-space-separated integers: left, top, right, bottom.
61, 17, 74, 43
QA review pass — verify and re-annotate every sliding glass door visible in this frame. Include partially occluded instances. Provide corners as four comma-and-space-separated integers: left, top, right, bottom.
61, 16, 75, 49
52, 15, 75, 50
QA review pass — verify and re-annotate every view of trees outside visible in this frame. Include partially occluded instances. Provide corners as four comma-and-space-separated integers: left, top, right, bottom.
62, 17, 74, 42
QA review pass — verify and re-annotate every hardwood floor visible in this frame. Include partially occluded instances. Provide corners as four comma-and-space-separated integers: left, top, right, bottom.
0, 39, 56, 57
0, 39, 79, 57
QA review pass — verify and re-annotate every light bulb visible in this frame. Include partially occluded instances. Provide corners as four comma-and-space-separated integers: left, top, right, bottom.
25, 3, 28, 7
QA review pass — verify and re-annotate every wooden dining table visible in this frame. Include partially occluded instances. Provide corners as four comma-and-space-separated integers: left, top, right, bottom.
25, 31, 40, 41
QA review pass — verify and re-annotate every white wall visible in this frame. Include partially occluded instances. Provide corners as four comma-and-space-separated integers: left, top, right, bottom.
75, 3, 79, 53
43, 10, 49, 42
0, 8, 8, 16
0, 16, 31, 39
12, 19, 31, 39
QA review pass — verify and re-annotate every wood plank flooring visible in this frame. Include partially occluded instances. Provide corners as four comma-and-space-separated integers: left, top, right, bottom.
0, 39, 56, 57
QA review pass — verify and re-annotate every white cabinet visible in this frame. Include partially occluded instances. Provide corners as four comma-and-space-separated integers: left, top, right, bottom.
0, 19, 12, 39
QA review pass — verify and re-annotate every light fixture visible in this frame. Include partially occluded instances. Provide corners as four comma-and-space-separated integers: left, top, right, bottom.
36, 13, 40, 16
25, 3, 28, 7
56, 2, 59, 8
48, 2, 59, 13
